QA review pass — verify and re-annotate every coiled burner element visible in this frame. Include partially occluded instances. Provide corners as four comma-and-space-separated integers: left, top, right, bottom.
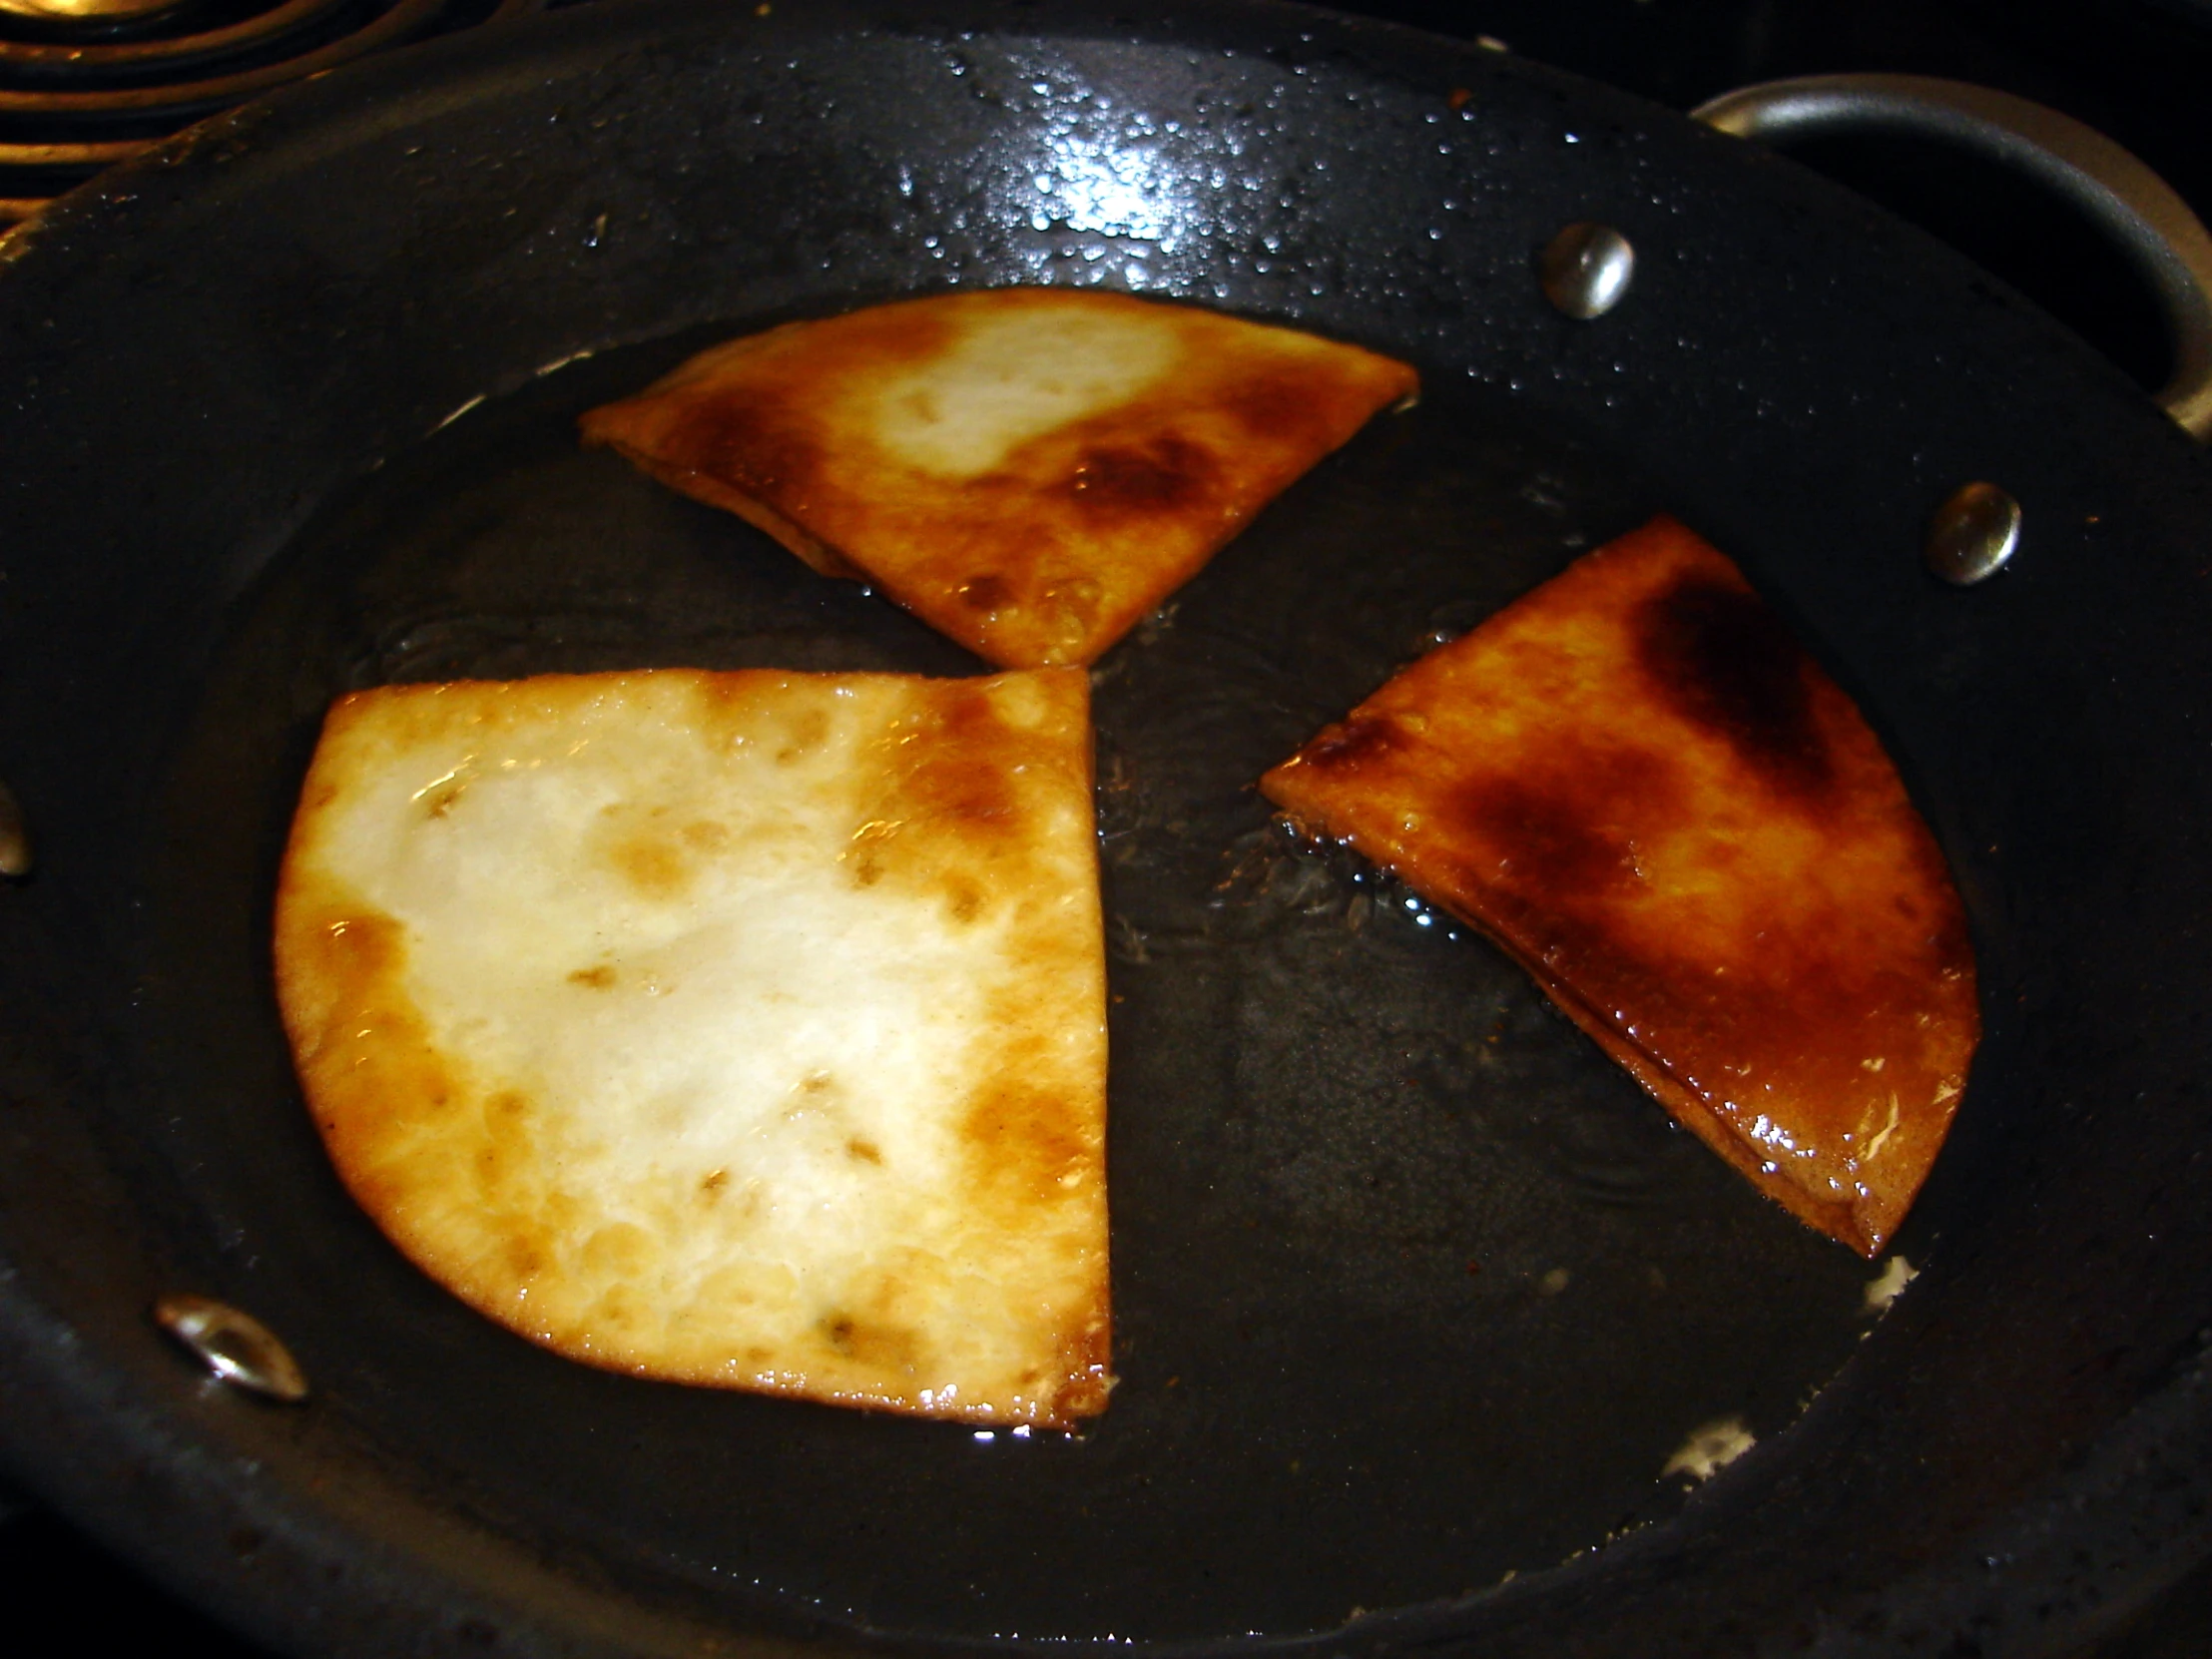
0, 0, 546, 224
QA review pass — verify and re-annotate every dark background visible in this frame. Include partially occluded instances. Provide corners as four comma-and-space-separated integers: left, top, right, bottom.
5, 0, 2212, 1653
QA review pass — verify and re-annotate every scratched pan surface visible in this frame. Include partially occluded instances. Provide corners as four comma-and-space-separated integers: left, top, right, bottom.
3, 2, 2212, 1656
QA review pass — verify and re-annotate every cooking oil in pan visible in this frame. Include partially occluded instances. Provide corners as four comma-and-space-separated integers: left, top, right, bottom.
157, 324, 1902, 1643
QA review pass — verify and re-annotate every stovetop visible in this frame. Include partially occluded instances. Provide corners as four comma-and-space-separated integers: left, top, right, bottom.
5, 1, 2212, 1654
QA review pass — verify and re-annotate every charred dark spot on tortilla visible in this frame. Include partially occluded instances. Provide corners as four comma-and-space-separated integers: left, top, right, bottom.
1449, 777, 1633, 899
824, 1309, 921, 1370
503, 1236, 550, 1281
567, 964, 615, 989
651, 389, 811, 494
1068, 434, 1211, 516
958, 573, 1011, 613
960, 1077, 1087, 1205
1442, 748, 1678, 906
700, 1168, 728, 1197
773, 705, 830, 765
1299, 715, 1402, 774
893, 688, 1023, 836
1217, 364, 1334, 447
1636, 577, 1833, 793
421, 780, 466, 819
609, 832, 691, 899
846, 1137, 882, 1165
946, 879, 983, 924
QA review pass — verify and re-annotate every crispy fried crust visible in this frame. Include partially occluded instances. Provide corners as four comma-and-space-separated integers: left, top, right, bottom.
1261, 517, 1978, 1256
275, 668, 1111, 1424
580, 287, 1418, 668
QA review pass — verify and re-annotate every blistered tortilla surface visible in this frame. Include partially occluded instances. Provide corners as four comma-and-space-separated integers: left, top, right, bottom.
1261, 516, 1978, 1256
579, 287, 1418, 668
275, 668, 1110, 1424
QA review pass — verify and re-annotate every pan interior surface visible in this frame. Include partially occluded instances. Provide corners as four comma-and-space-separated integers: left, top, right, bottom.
144, 328, 1882, 1640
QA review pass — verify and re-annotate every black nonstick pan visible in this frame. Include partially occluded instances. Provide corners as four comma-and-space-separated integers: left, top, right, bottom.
5, 2, 2212, 1654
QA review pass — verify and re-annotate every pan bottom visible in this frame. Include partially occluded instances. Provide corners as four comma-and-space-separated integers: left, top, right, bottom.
142, 315, 1897, 1641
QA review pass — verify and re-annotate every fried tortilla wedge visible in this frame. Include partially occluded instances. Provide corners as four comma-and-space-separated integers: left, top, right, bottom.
275, 668, 1111, 1425
1261, 516, 1978, 1256
579, 288, 1418, 668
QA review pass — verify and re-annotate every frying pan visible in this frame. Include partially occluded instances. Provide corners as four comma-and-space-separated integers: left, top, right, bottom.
5, 1, 2212, 1653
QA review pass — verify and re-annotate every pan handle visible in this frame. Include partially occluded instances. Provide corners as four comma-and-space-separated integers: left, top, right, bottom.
1692, 73, 2212, 442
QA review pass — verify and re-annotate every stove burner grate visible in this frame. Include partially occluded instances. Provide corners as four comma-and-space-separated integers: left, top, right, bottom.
0, 0, 546, 224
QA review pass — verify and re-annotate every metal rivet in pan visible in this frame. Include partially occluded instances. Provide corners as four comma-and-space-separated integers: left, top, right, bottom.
1538, 222, 1635, 319
0, 781, 28, 878
153, 1295, 308, 1403
1925, 481, 2021, 586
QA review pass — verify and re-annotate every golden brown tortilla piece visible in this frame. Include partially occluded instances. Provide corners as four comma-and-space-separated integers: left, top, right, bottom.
579, 287, 1418, 668
275, 668, 1111, 1425
1261, 516, 1978, 1256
